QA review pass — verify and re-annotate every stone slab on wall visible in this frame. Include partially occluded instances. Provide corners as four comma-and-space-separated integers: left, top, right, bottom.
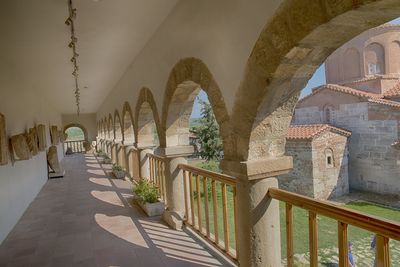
0, 114, 7, 165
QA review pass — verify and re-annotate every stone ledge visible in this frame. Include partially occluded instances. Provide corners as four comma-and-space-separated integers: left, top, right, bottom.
155, 145, 194, 158
220, 156, 293, 180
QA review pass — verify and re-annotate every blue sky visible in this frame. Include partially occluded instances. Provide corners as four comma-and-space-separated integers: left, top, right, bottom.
191, 17, 400, 118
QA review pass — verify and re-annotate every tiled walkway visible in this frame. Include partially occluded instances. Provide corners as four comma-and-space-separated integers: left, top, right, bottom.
0, 154, 231, 267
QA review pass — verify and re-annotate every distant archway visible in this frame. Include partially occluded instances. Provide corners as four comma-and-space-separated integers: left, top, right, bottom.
108, 114, 114, 140
63, 123, 87, 141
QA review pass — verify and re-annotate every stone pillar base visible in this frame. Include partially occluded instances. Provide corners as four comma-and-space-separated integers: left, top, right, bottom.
162, 209, 184, 230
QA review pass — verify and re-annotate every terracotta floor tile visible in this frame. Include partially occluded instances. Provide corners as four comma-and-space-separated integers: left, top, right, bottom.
0, 154, 231, 267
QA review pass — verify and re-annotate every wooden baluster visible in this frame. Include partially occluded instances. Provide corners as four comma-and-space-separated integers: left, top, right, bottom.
338, 221, 349, 267
309, 211, 318, 267
212, 179, 219, 245
149, 158, 153, 182
233, 186, 239, 260
286, 203, 294, 267
221, 183, 229, 253
183, 170, 189, 222
376, 235, 390, 267
189, 172, 195, 226
196, 175, 202, 232
162, 162, 167, 203
203, 176, 210, 237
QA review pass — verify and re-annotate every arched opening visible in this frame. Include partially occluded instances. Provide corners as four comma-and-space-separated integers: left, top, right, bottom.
107, 114, 113, 140
135, 88, 160, 148
114, 110, 123, 142
63, 124, 88, 154
389, 40, 400, 73
365, 42, 385, 75
122, 102, 135, 144
162, 58, 231, 158
343, 48, 361, 81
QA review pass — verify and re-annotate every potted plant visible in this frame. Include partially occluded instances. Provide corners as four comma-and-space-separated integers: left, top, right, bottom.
101, 153, 111, 164
133, 179, 165, 217
112, 164, 126, 179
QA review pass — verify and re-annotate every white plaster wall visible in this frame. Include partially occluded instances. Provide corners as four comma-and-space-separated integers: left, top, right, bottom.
0, 60, 63, 243
96, 0, 283, 119
62, 113, 97, 141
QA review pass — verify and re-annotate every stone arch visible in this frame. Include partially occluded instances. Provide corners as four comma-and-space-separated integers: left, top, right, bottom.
135, 87, 163, 147
161, 57, 231, 154
323, 104, 334, 124
343, 48, 361, 80
63, 123, 88, 141
103, 117, 108, 139
365, 42, 385, 75
108, 114, 114, 140
389, 40, 400, 73
114, 110, 123, 142
122, 102, 135, 144
230, 0, 400, 161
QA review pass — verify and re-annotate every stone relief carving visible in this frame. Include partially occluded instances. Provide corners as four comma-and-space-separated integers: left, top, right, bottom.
59, 131, 68, 143
47, 145, 65, 178
10, 134, 31, 161
0, 114, 8, 165
37, 124, 47, 151
50, 126, 59, 145
25, 127, 39, 156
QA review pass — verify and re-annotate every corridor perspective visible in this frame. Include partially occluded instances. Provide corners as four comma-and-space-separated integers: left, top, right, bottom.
0, 154, 229, 267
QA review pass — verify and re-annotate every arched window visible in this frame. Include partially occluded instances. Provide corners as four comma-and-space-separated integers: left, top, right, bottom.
323, 106, 333, 124
365, 42, 385, 75
343, 48, 361, 80
65, 126, 85, 141
325, 148, 334, 168
389, 41, 400, 73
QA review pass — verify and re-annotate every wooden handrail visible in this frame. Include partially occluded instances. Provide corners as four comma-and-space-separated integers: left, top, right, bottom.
268, 188, 400, 241
147, 153, 166, 161
178, 164, 236, 186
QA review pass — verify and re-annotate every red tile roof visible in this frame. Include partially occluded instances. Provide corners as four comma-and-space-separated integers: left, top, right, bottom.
368, 98, 400, 108
384, 81, 400, 97
287, 124, 351, 140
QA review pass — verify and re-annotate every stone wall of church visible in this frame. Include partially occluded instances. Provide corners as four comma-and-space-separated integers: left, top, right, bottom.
279, 140, 315, 198
294, 101, 400, 196
312, 132, 349, 199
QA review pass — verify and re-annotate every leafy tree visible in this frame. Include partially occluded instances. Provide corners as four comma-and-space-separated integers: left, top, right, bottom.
193, 99, 223, 161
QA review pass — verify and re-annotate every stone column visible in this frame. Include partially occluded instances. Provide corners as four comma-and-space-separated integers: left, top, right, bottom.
137, 146, 153, 180
155, 145, 194, 230
220, 156, 293, 267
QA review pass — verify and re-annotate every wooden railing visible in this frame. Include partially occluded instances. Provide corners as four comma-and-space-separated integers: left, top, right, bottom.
179, 164, 239, 262
147, 153, 167, 203
268, 188, 400, 267
64, 140, 84, 153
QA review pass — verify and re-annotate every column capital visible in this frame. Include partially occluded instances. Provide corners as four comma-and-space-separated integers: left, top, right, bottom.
155, 145, 194, 158
220, 156, 293, 180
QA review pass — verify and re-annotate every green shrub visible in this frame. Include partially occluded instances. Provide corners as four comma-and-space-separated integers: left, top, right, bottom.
133, 179, 160, 204
198, 160, 220, 173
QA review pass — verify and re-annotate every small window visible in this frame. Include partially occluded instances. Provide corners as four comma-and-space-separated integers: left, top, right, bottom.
325, 148, 334, 168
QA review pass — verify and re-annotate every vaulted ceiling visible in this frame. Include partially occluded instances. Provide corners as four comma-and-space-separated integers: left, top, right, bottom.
0, 0, 178, 114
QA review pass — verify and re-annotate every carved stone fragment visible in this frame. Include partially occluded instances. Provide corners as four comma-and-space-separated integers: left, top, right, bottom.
47, 145, 61, 173
37, 124, 47, 151
25, 127, 39, 156
50, 126, 59, 145
10, 134, 31, 161
0, 114, 8, 165
83, 141, 92, 152
59, 131, 68, 142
